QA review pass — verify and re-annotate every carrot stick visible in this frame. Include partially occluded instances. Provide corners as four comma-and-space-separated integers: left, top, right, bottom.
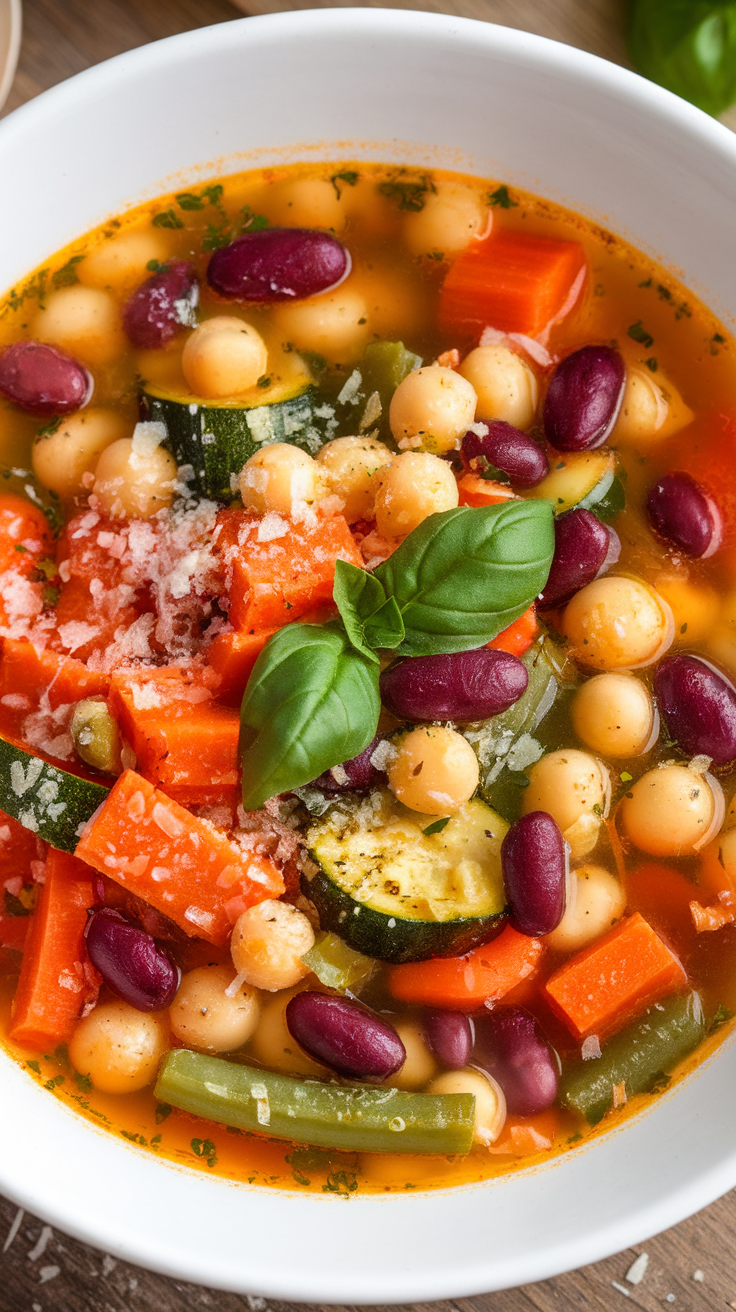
487, 606, 538, 657
543, 911, 686, 1041
75, 769, 284, 946
388, 926, 543, 1009
440, 230, 587, 339
9, 849, 98, 1049
457, 474, 518, 508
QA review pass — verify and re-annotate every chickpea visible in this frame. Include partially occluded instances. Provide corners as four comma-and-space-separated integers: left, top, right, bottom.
249, 985, 326, 1076
374, 451, 459, 539
523, 748, 608, 860
428, 1068, 506, 1146
612, 367, 693, 445
32, 285, 126, 367
32, 407, 129, 499
655, 574, 720, 646
267, 176, 347, 232
78, 228, 169, 292
387, 725, 479, 816
545, 865, 626, 952
403, 182, 487, 258
92, 435, 177, 519
563, 575, 674, 670
389, 365, 477, 454
231, 899, 315, 992
239, 443, 320, 517
458, 346, 538, 430
182, 316, 268, 398
316, 435, 394, 523
621, 765, 720, 857
169, 964, 260, 1053
387, 1019, 438, 1090
272, 286, 369, 364
68, 1001, 168, 1094
571, 673, 655, 759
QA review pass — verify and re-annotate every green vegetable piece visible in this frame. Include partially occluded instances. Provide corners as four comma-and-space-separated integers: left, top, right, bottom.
0, 735, 109, 853
585, 474, 627, 524
627, 0, 736, 117
70, 699, 122, 775
302, 931, 376, 992
357, 340, 422, 441
560, 991, 706, 1125
155, 1050, 475, 1155
374, 501, 555, 656
239, 623, 380, 810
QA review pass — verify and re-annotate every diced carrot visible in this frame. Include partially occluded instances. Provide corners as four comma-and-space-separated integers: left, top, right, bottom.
51, 512, 144, 661
206, 628, 280, 702
543, 911, 686, 1041
0, 915, 30, 951
0, 494, 54, 627
214, 509, 363, 631
75, 769, 284, 946
388, 926, 544, 1009
488, 1108, 560, 1157
488, 605, 538, 656
440, 230, 587, 339
0, 807, 45, 885
622, 863, 696, 957
9, 849, 98, 1049
0, 638, 109, 740
457, 474, 518, 508
109, 666, 239, 795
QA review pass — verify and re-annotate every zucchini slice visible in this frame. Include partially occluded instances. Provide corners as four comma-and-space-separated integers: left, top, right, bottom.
141, 379, 335, 500
0, 735, 108, 852
305, 790, 507, 963
527, 449, 617, 516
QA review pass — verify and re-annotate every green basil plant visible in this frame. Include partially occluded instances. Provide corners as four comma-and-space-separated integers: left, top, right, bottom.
628, 0, 736, 116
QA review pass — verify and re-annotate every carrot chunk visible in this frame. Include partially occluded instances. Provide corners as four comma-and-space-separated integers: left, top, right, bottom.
206, 628, 280, 702
543, 911, 686, 1041
457, 474, 518, 508
488, 1108, 560, 1157
109, 666, 239, 796
388, 926, 543, 1009
214, 509, 363, 631
9, 849, 97, 1049
0, 494, 54, 627
487, 606, 538, 657
0, 915, 30, 952
0, 638, 109, 737
75, 770, 284, 946
440, 230, 587, 339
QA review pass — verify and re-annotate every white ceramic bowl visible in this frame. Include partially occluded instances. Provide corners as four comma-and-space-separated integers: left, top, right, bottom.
2, 9, 736, 1300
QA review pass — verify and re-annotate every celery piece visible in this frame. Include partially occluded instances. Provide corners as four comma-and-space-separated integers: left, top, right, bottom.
354, 340, 422, 444
302, 931, 376, 993
560, 991, 706, 1125
156, 1051, 475, 1155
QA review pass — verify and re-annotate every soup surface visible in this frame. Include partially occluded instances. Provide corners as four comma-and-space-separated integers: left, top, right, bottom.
0, 162, 735, 1195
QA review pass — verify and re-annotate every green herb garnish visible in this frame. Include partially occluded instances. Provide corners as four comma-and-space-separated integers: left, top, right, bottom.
152, 208, 184, 230
52, 255, 85, 288
487, 185, 518, 209
628, 320, 654, 348
377, 172, 435, 212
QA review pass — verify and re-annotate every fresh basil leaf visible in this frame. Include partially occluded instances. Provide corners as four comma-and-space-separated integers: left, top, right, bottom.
374, 501, 554, 656
333, 560, 384, 662
240, 623, 380, 808
627, 0, 736, 116
363, 596, 405, 650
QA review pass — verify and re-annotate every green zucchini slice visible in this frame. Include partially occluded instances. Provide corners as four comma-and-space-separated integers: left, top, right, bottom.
305, 790, 507, 963
0, 735, 108, 853
141, 379, 336, 500
527, 449, 617, 516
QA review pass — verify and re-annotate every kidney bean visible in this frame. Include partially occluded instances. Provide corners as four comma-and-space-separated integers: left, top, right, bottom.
286, 992, 405, 1080
380, 648, 528, 723
85, 908, 180, 1012
543, 345, 625, 452
647, 471, 722, 558
123, 261, 198, 350
312, 734, 387, 793
538, 508, 620, 609
0, 340, 92, 415
654, 654, 736, 765
423, 1011, 473, 1069
207, 228, 350, 303
501, 811, 567, 936
473, 1005, 559, 1115
460, 420, 549, 488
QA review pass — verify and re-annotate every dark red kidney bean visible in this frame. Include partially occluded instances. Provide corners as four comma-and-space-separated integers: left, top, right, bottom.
207, 228, 350, 303
654, 654, 736, 765
285, 992, 405, 1080
501, 811, 567, 937
85, 908, 180, 1012
380, 648, 528, 723
312, 734, 387, 793
543, 345, 625, 452
123, 261, 198, 350
538, 508, 620, 609
647, 471, 722, 559
473, 1006, 559, 1115
0, 341, 92, 416
460, 420, 549, 488
423, 1011, 473, 1069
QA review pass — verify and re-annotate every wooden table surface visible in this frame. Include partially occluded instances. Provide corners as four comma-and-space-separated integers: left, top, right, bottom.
3, 1, 736, 1308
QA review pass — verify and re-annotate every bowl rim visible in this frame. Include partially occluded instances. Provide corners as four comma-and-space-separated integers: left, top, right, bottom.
3, 8, 736, 1300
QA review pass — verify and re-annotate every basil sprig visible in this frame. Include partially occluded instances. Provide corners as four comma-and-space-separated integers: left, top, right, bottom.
628, 0, 736, 117
239, 499, 553, 806
240, 624, 380, 811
